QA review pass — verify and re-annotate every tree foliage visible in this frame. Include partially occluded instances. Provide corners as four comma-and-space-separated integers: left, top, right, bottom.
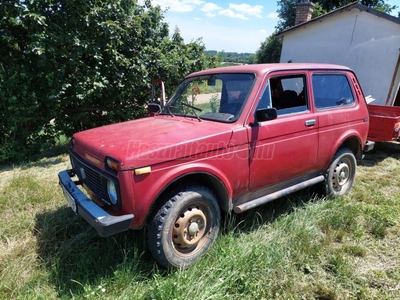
204, 51, 256, 65
0, 0, 211, 163
255, 35, 282, 63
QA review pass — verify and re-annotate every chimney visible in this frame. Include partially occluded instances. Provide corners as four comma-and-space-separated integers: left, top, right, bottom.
295, 0, 315, 25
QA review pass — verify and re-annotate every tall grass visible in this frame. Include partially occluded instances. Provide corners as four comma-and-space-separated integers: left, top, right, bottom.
0, 142, 399, 299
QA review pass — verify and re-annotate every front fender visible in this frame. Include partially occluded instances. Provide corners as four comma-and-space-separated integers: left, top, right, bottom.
131, 160, 240, 228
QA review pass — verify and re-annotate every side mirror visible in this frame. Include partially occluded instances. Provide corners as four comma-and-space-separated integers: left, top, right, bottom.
207, 77, 216, 86
147, 103, 161, 116
255, 108, 277, 123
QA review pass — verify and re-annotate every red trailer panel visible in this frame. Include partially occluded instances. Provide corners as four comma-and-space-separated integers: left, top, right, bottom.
368, 104, 400, 142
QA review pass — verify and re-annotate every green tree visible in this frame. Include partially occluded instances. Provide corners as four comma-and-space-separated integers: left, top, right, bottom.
0, 0, 211, 163
255, 35, 282, 63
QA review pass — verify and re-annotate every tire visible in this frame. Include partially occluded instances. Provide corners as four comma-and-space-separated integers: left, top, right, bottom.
324, 147, 356, 197
148, 186, 220, 268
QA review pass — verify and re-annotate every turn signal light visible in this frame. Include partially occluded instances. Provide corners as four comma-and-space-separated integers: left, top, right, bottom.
106, 157, 120, 172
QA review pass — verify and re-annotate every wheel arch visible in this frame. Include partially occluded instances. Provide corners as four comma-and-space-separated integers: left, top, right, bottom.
145, 172, 231, 225
338, 135, 362, 159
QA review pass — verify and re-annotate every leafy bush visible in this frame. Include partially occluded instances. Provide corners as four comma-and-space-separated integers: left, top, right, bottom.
0, 0, 212, 163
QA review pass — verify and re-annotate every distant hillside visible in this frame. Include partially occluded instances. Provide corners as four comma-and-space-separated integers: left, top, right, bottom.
205, 50, 256, 64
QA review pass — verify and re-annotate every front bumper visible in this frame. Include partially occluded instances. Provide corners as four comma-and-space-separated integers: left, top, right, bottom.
58, 170, 134, 237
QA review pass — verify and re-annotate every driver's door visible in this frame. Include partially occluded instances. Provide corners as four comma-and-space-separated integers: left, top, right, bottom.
247, 72, 319, 191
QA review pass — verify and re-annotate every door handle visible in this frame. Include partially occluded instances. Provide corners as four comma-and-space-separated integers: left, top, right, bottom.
305, 119, 316, 126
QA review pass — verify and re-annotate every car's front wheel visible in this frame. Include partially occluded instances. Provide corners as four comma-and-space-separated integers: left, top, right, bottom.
148, 186, 220, 268
324, 147, 356, 197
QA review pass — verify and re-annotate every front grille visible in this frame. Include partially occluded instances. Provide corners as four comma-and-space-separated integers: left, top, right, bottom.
70, 152, 107, 201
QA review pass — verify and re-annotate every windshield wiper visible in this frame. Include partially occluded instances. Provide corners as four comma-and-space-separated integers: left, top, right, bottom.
160, 104, 175, 117
165, 104, 175, 117
181, 102, 202, 121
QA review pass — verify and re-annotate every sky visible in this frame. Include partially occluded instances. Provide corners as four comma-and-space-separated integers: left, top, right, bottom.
149, 0, 400, 54
150, 0, 279, 53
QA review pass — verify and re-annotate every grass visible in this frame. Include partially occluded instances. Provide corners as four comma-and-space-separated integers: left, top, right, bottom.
0, 142, 399, 299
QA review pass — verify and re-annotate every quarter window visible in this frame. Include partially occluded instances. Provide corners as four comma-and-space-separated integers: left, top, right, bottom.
312, 74, 355, 109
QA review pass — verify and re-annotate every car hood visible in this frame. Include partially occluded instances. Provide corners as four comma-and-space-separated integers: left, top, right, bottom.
72, 116, 234, 170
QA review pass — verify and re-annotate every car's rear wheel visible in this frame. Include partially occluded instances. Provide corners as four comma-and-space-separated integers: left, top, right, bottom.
324, 147, 356, 197
148, 186, 220, 268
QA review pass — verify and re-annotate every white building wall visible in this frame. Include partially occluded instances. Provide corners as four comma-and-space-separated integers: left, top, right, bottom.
280, 9, 400, 105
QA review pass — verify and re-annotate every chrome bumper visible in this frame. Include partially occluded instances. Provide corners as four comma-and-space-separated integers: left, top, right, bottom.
58, 170, 134, 237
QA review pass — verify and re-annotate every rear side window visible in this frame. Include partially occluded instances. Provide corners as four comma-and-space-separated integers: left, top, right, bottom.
312, 74, 355, 109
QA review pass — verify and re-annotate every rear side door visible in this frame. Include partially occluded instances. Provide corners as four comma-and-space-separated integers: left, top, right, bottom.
247, 71, 319, 191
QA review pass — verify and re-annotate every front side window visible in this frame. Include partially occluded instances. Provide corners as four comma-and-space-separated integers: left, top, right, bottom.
312, 74, 355, 109
257, 75, 308, 116
162, 73, 255, 122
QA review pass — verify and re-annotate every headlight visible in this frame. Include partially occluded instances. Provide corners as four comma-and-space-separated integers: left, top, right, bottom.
107, 179, 118, 205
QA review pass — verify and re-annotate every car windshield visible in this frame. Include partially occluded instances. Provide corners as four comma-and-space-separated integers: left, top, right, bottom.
161, 73, 255, 122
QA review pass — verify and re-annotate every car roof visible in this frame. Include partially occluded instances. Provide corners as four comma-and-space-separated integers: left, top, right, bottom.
187, 63, 352, 78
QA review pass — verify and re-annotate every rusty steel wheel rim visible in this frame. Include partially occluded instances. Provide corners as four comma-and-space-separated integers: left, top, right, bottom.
172, 205, 208, 254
